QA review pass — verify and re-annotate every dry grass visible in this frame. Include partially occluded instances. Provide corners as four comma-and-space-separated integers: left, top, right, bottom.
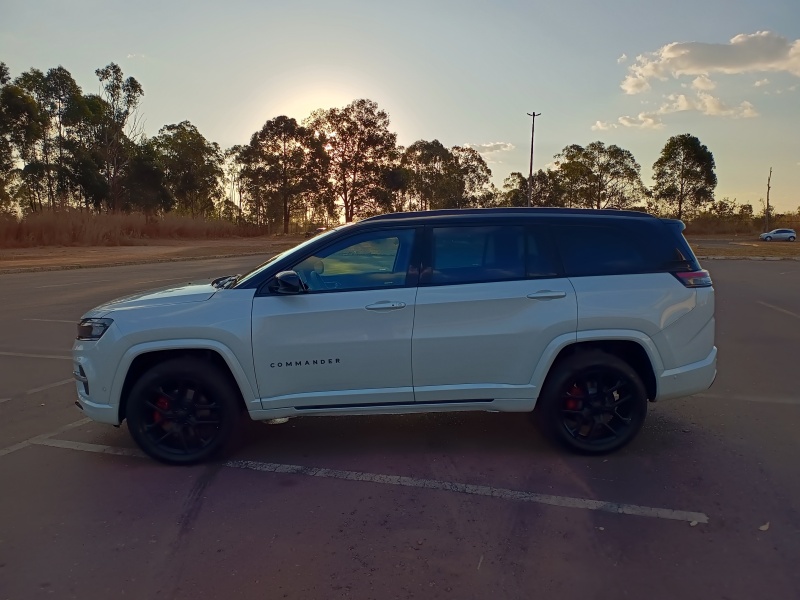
691, 241, 800, 258
0, 211, 259, 248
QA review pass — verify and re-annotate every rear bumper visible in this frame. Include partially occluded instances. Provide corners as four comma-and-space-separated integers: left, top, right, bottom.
656, 346, 717, 401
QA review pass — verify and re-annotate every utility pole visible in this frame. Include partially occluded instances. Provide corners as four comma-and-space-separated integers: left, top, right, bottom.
765, 167, 772, 232
527, 111, 541, 207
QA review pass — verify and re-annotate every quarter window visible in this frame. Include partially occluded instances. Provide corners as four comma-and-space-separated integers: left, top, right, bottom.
555, 225, 646, 276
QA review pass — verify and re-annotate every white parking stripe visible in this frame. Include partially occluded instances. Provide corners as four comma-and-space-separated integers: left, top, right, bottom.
37, 280, 112, 289
34, 438, 146, 458
25, 440, 709, 523
0, 417, 91, 458
25, 379, 73, 395
24, 318, 76, 323
757, 300, 800, 320
697, 392, 799, 405
226, 460, 709, 523
0, 351, 72, 361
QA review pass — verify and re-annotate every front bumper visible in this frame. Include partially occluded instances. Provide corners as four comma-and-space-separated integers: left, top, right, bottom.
73, 335, 122, 425
656, 346, 717, 401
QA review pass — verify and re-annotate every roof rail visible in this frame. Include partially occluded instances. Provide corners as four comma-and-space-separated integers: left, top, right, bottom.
362, 207, 655, 222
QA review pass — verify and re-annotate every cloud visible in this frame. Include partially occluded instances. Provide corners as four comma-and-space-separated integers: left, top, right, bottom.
656, 92, 758, 118
126, 53, 146, 59
691, 75, 716, 90
591, 120, 617, 131
617, 113, 664, 129
621, 31, 800, 94
754, 78, 770, 87
617, 53, 628, 64
464, 142, 515, 154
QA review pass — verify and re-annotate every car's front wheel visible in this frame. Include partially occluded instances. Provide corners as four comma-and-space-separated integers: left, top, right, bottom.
126, 358, 240, 465
764, 236, 773, 241
536, 351, 648, 454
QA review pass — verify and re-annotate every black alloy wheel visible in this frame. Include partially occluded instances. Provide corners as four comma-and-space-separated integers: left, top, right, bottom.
537, 351, 648, 454
127, 358, 240, 465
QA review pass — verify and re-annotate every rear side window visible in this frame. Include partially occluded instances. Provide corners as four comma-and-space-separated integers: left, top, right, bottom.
424, 225, 559, 285
555, 225, 646, 277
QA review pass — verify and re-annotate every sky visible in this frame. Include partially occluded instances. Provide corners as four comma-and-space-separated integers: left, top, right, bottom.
2, 0, 799, 212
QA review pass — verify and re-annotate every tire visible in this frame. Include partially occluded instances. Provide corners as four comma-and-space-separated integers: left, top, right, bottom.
764, 236, 772, 241
535, 350, 648, 454
126, 358, 240, 465
789, 236, 795, 242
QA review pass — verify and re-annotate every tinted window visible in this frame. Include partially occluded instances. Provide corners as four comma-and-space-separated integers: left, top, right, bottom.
425, 225, 557, 285
556, 225, 647, 277
291, 229, 415, 292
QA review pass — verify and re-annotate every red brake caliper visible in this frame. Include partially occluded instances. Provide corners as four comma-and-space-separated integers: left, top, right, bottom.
153, 397, 170, 424
566, 384, 583, 410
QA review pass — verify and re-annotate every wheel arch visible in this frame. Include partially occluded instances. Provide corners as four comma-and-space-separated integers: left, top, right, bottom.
114, 340, 258, 423
532, 331, 662, 405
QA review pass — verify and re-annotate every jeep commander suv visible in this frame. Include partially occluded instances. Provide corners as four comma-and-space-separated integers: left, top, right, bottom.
73, 208, 716, 464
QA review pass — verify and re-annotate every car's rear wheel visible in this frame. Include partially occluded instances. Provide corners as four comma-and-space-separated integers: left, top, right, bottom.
536, 351, 648, 454
789, 236, 796, 242
127, 358, 240, 465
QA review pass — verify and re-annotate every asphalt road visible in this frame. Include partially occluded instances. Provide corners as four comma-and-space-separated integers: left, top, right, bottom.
0, 256, 798, 600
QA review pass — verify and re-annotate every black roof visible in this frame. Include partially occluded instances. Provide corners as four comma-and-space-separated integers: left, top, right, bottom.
362, 207, 657, 224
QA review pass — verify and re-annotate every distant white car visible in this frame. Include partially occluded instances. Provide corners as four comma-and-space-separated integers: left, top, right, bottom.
759, 228, 796, 242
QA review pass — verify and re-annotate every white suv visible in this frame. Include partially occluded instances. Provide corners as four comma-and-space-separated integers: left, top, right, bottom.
73, 208, 717, 464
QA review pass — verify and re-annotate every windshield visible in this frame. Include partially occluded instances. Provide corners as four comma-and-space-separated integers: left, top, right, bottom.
234, 226, 350, 287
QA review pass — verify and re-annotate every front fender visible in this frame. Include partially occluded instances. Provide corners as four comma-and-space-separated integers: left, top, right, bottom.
110, 339, 260, 421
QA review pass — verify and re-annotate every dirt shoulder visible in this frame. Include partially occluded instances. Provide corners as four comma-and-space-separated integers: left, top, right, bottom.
1, 234, 798, 273
0, 237, 304, 273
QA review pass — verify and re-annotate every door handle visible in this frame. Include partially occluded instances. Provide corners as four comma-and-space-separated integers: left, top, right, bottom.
365, 301, 407, 311
526, 290, 567, 300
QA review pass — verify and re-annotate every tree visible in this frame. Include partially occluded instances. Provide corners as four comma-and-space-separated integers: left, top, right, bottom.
500, 169, 565, 208
153, 121, 224, 217
451, 146, 495, 207
123, 140, 172, 218
94, 63, 143, 211
554, 141, 646, 210
500, 172, 529, 207
401, 139, 459, 211
238, 116, 330, 233
652, 134, 716, 220
306, 99, 398, 221
0, 63, 45, 210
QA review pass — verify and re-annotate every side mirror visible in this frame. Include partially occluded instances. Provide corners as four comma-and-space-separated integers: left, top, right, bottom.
273, 271, 307, 295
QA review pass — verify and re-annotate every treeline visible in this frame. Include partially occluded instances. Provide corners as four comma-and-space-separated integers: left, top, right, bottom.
0, 60, 792, 234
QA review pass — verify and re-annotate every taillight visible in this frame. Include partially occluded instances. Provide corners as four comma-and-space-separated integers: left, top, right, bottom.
673, 270, 712, 288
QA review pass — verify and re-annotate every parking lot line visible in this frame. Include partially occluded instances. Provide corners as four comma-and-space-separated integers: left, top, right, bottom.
226, 459, 709, 524
757, 300, 800, 320
0, 351, 72, 361
0, 417, 91, 458
22, 435, 708, 524
23, 318, 76, 323
24, 379, 73, 395
35, 438, 146, 458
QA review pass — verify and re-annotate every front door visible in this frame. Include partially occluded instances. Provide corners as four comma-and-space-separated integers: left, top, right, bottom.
252, 227, 418, 409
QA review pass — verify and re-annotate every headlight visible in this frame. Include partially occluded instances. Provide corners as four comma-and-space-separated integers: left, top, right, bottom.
76, 318, 114, 341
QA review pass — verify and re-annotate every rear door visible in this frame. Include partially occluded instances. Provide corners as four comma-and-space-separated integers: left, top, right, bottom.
412, 224, 577, 403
